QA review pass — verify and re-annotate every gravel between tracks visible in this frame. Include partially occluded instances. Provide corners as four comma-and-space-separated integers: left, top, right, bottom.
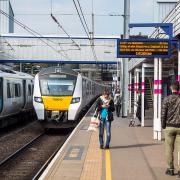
0, 122, 44, 163
0, 132, 70, 180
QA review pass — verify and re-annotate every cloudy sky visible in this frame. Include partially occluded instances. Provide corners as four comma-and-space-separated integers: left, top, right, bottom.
10, 0, 155, 36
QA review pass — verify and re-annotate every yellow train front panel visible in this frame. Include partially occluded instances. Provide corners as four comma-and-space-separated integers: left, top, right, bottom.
42, 96, 72, 111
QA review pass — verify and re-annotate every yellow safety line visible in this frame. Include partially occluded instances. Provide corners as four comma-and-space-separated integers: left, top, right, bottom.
105, 149, 112, 180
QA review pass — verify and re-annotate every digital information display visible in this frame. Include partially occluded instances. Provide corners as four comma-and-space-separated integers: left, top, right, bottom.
117, 39, 171, 58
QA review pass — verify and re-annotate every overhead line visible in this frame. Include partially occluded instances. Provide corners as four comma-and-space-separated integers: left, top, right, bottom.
15, 13, 123, 16
76, 0, 91, 36
51, 13, 81, 50
72, 0, 98, 61
72, 0, 91, 39
0, 9, 70, 60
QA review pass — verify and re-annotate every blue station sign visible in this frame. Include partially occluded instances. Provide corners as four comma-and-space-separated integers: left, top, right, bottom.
117, 39, 171, 58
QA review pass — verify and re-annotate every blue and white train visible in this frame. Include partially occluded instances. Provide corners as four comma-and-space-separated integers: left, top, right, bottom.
0, 68, 34, 127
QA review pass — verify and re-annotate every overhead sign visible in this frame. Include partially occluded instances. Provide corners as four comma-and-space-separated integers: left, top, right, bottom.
117, 39, 171, 58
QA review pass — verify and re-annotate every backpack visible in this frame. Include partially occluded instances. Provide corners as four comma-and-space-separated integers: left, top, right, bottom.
116, 95, 121, 105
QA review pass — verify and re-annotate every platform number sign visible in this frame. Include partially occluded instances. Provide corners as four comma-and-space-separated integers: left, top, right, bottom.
117, 39, 171, 58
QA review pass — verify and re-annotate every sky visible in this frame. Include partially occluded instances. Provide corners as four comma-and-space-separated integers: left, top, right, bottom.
10, 0, 155, 37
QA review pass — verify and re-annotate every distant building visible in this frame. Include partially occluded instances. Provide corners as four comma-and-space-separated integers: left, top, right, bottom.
0, 0, 14, 33
0, 0, 14, 69
154, 0, 178, 22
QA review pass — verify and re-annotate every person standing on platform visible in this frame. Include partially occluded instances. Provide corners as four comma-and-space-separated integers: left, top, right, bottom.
136, 90, 148, 124
114, 89, 121, 117
96, 90, 115, 149
161, 81, 180, 177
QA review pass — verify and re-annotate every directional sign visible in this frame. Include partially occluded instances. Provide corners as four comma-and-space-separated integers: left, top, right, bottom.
117, 39, 171, 58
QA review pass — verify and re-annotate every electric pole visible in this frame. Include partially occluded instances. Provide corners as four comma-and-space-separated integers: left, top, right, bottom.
122, 0, 130, 117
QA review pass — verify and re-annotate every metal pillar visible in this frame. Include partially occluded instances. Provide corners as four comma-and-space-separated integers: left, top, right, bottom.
153, 58, 162, 140
136, 70, 140, 116
129, 72, 132, 114
134, 70, 137, 118
153, 58, 158, 140
20, 63, 22, 72
141, 65, 145, 127
122, 0, 130, 117
157, 58, 162, 140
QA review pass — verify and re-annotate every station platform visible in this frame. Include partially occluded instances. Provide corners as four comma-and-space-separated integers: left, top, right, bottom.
39, 106, 179, 180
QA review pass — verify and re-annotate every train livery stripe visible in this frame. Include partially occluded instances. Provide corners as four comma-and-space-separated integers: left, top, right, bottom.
42, 96, 72, 110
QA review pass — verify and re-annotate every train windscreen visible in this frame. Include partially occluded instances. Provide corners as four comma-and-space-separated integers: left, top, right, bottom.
40, 74, 77, 96
0, 78, 2, 112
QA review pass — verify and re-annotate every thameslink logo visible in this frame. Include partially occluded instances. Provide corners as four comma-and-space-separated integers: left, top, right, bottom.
53, 98, 63, 101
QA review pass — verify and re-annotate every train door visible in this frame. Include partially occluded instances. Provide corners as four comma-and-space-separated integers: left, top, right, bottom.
26, 80, 33, 109
0, 78, 3, 113
4, 79, 14, 115
22, 80, 26, 109
14, 80, 24, 113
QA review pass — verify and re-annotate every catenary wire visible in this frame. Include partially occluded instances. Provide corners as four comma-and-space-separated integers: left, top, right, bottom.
72, 0, 98, 61
0, 9, 70, 60
51, 13, 81, 50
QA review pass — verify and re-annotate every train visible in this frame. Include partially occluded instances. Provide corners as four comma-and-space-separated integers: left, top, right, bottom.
33, 66, 108, 129
0, 67, 34, 127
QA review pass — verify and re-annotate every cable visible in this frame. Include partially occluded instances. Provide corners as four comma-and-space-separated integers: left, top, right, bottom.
15, 13, 123, 16
51, 13, 81, 50
76, 0, 91, 36
72, 0, 90, 39
72, 0, 98, 61
0, 9, 70, 60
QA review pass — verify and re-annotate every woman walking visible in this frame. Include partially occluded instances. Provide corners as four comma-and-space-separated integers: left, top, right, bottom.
96, 90, 115, 149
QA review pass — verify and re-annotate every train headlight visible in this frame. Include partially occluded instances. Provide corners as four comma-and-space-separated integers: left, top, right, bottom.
71, 97, 80, 104
34, 97, 43, 103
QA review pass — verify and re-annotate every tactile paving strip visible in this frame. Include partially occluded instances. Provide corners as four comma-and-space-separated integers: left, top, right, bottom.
80, 131, 102, 180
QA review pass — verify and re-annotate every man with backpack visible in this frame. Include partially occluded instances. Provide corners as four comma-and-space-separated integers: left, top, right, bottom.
114, 89, 121, 117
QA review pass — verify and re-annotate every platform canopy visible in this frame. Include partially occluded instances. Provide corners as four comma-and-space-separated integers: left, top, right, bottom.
0, 34, 119, 64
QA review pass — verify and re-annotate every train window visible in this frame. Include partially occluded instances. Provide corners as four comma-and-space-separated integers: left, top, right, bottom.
28, 84, 31, 96
7, 82, 11, 98
40, 74, 77, 96
32, 85, 34, 94
15, 84, 21, 97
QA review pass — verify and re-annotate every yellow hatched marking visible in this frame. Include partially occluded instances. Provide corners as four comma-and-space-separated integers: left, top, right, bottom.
80, 132, 102, 180
105, 150, 112, 180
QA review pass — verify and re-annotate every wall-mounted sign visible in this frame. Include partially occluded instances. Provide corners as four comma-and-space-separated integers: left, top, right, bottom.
117, 39, 171, 58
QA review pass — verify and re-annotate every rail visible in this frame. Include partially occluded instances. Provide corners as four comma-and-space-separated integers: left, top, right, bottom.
0, 133, 44, 167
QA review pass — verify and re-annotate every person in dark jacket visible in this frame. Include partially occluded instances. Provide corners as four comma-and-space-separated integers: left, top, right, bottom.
136, 91, 148, 123
96, 89, 115, 149
161, 81, 180, 177
114, 89, 121, 117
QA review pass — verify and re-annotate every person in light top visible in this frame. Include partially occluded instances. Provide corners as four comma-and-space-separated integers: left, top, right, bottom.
95, 90, 115, 149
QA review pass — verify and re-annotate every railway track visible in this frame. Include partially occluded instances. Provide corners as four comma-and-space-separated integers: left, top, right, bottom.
0, 129, 71, 180
0, 99, 96, 179
0, 121, 44, 164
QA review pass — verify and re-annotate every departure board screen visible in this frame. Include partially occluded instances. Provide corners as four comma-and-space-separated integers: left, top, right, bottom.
117, 39, 171, 58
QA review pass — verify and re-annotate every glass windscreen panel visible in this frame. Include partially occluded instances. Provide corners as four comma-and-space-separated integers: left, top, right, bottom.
40, 74, 77, 96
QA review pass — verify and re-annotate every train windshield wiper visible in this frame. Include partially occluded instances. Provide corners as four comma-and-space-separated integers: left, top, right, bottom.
46, 82, 50, 94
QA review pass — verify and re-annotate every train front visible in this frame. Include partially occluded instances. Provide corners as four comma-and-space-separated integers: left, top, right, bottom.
33, 67, 79, 128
